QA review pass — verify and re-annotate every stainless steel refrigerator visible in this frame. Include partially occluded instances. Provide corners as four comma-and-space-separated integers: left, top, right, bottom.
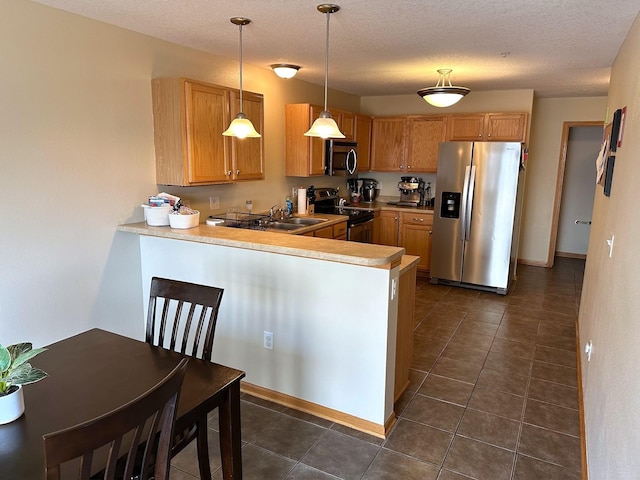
430, 142, 526, 294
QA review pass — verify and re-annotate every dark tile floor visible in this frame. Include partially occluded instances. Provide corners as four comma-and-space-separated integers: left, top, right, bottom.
170, 257, 584, 480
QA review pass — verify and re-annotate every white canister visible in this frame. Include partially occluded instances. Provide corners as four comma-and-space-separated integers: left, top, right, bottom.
143, 204, 172, 226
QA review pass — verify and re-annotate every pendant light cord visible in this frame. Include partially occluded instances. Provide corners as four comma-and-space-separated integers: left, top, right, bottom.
238, 23, 244, 112
323, 10, 330, 112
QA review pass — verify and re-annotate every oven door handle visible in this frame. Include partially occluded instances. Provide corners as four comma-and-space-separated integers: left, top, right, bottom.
348, 217, 374, 228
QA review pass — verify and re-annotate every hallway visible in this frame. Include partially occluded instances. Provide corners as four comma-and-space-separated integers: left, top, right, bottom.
171, 257, 584, 479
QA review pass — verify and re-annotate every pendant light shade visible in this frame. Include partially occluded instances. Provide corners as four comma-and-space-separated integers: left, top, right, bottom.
271, 64, 301, 79
304, 4, 345, 139
223, 17, 261, 138
417, 69, 470, 108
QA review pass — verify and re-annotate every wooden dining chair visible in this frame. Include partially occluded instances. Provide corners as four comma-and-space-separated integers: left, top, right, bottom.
43, 358, 188, 480
146, 276, 224, 480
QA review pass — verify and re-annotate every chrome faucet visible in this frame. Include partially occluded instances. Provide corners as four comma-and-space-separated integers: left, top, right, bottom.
269, 204, 281, 221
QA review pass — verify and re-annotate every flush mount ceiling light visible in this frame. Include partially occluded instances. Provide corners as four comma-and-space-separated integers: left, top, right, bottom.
223, 17, 261, 138
271, 63, 301, 79
304, 4, 345, 139
417, 69, 470, 108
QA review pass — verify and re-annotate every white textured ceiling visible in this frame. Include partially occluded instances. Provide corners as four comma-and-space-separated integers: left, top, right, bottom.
33, 0, 640, 97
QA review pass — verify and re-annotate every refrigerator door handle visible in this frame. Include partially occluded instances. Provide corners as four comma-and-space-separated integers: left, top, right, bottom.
464, 165, 477, 240
460, 165, 472, 241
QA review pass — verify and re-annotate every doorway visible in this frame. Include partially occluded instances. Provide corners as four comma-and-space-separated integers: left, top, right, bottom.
548, 122, 604, 266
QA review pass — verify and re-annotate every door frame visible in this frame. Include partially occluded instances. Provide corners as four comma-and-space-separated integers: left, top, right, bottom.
547, 121, 603, 267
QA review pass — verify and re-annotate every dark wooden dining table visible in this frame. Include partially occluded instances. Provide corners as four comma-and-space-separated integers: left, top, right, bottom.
0, 328, 245, 479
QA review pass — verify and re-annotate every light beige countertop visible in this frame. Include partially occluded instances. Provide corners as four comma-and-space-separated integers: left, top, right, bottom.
118, 214, 405, 268
341, 198, 435, 214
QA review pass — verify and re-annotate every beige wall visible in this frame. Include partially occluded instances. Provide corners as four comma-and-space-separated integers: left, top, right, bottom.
580, 12, 640, 478
520, 97, 607, 264
0, 0, 356, 345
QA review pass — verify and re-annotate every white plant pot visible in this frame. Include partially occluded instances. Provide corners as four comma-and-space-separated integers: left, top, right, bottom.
0, 385, 25, 424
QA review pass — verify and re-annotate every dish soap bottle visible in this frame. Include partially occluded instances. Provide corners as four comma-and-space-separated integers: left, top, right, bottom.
285, 196, 293, 216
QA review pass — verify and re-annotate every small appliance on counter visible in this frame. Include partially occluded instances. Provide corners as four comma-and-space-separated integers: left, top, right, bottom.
387, 176, 427, 207
360, 178, 379, 203
346, 178, 379, 203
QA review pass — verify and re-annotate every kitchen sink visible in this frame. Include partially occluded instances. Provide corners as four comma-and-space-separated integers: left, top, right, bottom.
281, 217, 327, 225
266, 222, 306, 231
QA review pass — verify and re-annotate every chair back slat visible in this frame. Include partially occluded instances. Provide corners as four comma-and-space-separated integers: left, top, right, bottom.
44, 358, 188, 480
146, 277, 224, 361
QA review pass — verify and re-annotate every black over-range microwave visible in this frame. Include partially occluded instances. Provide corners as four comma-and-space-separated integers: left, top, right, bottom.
325, 140, 358, 176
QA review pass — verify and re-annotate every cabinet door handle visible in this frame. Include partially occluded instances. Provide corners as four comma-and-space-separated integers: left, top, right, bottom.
412, 217, 424, 222
487, 133, 492, 138
429, 230, 433, 234
236, 169, 240, 175
478, 134, 482, 138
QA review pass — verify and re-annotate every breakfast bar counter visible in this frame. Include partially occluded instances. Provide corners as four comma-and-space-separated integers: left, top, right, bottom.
117, 219, 405, 268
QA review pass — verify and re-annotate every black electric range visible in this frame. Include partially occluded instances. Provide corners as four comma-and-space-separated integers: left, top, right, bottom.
314, 188, 375, 225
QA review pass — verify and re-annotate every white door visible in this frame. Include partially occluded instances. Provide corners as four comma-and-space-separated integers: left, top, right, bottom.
556, 126, 602, 256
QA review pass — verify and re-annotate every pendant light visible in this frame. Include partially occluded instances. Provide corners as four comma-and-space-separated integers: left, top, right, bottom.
304, 4, 345, 139
417, 69, 470, 108
223, 17, 261, 138
271, 64, 301, 79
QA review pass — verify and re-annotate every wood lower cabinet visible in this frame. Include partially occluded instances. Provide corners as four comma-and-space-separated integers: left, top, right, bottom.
332, 221, 347, 240
399, 212, 433, 273
375, 209, 433, 273
152, 78, 264, 186
375, 210, 400, 246
302, 221, 347, 239
447, 112, 527, 142
371, 117, 407, 171
395, 256, 418, 401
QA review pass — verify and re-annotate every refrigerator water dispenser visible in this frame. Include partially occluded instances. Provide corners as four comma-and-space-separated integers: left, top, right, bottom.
440, 192, 461, 218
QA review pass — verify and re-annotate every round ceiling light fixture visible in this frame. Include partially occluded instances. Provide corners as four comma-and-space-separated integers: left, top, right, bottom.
271, 63, 301, 79
417, 69, 470, 108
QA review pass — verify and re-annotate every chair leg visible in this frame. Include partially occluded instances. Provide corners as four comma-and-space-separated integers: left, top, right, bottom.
196, 416, 212, 480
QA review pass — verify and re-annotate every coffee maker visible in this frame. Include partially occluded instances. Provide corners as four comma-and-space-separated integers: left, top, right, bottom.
397, 176, 426, 206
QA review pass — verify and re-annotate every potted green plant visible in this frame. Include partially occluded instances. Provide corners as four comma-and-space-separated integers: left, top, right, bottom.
0, 342, 48, 424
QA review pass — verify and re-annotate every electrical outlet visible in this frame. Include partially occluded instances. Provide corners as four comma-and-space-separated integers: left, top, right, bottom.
263, 331, 273, 350
209, 196, 220, 210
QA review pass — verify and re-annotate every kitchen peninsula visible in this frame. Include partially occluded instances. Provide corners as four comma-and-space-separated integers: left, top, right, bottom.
118, 220, 417, 437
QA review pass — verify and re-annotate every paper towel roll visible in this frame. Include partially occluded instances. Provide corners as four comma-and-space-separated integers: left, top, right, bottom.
297, 188, 307, 214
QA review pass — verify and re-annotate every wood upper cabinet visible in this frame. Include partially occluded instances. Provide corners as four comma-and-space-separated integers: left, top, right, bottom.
152, 78, 264, 186
405, 115, 448, 173
447, 112, 527, 142
484, 113, 528, 141
229, 90, 264, 181
341, 112, 355, 140
399, 212, 433, 272
285, 104, 327, 177
371, 117, 407, 171
354, 115, 372, 172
